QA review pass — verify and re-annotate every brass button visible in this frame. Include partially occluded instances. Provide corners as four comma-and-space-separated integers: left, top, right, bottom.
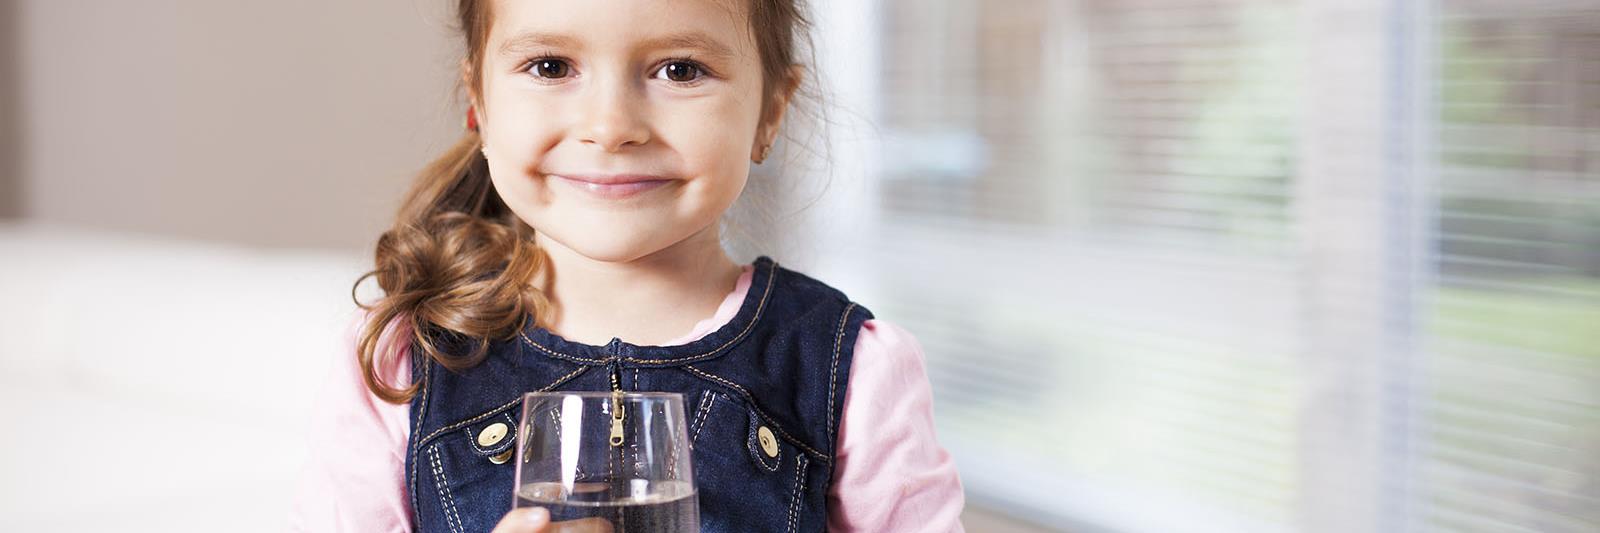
756, 426, 779, 458
489, 449, 513, 465
478, 422, 509, 448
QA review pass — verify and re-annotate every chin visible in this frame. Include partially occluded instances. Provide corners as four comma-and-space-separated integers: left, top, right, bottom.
544, 230, 673, 265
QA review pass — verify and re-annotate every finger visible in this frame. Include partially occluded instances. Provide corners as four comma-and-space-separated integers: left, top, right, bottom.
549, 517, 616, 533
490, 507, 551, 533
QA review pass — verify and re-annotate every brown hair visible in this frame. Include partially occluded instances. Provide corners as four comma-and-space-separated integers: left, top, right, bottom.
352, 0, 815, 404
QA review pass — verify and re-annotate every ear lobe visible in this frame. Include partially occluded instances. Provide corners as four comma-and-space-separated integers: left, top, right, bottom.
750, 135, 767, 163
751, 65, 804, 164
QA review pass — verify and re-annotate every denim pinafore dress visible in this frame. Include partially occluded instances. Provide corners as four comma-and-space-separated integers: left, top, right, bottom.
403, 256, 874, 532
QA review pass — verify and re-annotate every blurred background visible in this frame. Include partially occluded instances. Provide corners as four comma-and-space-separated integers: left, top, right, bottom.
1, 0, 1596, 532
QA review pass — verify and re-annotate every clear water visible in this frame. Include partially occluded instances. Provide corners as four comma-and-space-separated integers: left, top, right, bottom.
516, 479, 699, 533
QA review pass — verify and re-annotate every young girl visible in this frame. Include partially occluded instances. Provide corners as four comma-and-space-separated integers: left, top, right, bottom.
289, 0, 965, 531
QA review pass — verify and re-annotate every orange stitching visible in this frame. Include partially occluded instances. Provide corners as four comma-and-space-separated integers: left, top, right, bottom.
826, 303, 857, 453
682, 365, 829, 462
517, 259, 778, 365
622, 260, 778, 364
518, 330, 608, 364
417, 365, 589, 446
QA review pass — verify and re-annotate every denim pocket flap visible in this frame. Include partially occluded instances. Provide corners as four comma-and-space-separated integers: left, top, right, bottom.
463, 410, 519, 458
745, 409, 785, 472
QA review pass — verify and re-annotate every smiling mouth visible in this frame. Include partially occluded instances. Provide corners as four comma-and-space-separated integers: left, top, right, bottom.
550, 174, 674, 199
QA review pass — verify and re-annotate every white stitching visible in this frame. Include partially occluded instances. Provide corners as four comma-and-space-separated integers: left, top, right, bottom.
786, 454, 809, 533
428, 445, 465, 533
690, 390, 717, 445
424, 398, 519, 447
682, 365, 829, 463
466, 412, 519, 455
826, 303, 857, 454
417, 365, 589, 447
409, 352, 432, 528
683, 365, 825, 460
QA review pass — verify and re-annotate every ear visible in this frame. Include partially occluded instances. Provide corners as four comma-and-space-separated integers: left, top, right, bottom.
751, 65, 805, 162
460, 58, 482, 120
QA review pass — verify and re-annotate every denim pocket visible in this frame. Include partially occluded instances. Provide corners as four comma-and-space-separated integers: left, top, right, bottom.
463, 410, 519, 462
687, 390, 794, 471
689, 389, 816, 532
418, 405, 521, 533
687, 389, 723, 449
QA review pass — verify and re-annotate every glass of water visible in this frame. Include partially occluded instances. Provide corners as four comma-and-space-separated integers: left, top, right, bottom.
513, 391, 699, 532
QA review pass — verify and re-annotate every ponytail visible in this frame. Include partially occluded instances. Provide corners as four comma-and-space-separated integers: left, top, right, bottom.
352, 133, 548, 404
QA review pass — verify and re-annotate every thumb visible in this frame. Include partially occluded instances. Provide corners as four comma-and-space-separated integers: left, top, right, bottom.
492, 507, 551, 533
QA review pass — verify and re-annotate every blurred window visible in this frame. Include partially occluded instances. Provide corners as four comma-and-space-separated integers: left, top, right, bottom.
856, 0, 1600, 531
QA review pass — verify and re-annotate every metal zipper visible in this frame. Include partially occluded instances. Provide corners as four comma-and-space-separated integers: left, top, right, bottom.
608, 349, 625, 447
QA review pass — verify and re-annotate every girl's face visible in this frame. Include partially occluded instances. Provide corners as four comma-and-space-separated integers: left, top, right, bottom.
474, 0, 781, 263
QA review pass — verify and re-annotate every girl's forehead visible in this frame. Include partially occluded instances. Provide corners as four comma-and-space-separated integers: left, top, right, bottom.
486, 0, 755, 52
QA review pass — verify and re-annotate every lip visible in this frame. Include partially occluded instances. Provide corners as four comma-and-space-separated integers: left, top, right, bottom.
550, 174, 674, 199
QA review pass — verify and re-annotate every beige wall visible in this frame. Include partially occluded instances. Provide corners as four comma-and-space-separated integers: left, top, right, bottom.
12, 0, 466, 251
1, 0, 18, 219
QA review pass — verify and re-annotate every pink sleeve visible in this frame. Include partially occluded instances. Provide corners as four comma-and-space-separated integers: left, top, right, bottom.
287, 312, 415, 533
826, 319, 967, 532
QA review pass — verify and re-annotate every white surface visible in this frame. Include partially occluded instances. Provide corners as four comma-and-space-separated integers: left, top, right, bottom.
0, 222, 367, 532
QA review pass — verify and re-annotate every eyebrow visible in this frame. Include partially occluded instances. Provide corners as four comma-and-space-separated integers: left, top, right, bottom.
637, 32, 737, 59
496, 30, 737, 60
496, 32, 582, 55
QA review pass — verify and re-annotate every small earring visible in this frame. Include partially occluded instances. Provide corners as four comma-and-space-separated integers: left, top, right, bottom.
466, 106, 479, 132
755, 143, 772, 164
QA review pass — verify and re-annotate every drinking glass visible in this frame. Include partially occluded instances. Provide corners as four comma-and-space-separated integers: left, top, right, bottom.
513, 391, 699, 532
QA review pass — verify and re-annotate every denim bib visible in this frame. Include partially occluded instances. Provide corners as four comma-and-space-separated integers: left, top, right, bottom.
404, 256, 874, 532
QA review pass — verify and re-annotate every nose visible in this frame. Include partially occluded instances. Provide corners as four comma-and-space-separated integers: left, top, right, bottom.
575, 76, 651, 152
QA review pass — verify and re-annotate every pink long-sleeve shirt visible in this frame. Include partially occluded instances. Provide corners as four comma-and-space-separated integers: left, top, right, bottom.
288, 264, 966, 532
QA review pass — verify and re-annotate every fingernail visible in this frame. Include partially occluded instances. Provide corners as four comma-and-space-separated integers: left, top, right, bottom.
525, 507, 550, 525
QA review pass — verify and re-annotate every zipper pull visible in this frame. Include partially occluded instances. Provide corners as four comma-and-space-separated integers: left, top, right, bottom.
609, 388, 626, 447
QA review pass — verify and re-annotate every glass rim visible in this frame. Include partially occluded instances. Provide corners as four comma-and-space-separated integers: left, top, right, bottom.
521, 390, 686, 400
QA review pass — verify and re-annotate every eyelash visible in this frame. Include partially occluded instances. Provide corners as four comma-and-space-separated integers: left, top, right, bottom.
655, 56, 714, 86
516, 54, 715, 87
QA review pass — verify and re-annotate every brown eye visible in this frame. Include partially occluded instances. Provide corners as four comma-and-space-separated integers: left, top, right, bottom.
531, 59, 570, 79
658, 61, 702, 83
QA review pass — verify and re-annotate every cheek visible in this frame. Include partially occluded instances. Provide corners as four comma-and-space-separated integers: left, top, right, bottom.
661, 94, 764, 171
480, 100, 562, 202
482, 98, 558, 154
485, 158, 549, 218
480, 74, 564, 140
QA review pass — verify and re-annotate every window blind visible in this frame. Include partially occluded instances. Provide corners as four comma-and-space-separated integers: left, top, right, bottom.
801, 0, 1600, 531
872, 1, 1307, 531
1420, 1, 1600, 531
